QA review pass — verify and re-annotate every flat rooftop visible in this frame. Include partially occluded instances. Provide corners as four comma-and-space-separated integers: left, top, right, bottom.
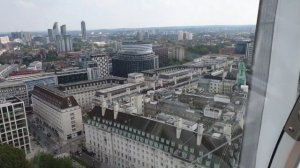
97, 82, 142, 94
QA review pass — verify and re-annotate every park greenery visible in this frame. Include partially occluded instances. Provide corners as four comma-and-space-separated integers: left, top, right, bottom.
186, 44, 223, 55
0, 144, 73, 168
0, 144, 29, 168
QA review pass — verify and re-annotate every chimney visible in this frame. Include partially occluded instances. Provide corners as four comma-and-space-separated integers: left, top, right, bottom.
101, 101, 107, 116
108, 93, 112, 102
159, 79, 163, 87
176, 118, 182, 139
126, 88, 131, 95
197, 123, 204, 146
113, 102, 119, 120
174, 76, 177, 85
223, 124, 232, 145
137, 85, 141, 93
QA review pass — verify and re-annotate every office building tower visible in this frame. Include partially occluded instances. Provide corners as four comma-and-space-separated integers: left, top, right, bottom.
234, 40, 251, 55
22, 32, 32, 45
112, 42, 159, 77
86, 61, 100, 80
90, 53, 109, 78
60, 25, 67, 36
48, 29, 54, 42
11, 32, 22, 39
32, 85, 83, 140
246, 42, 254, 66
53, 22, 60, 40
153, 45, 168, 67
137, 31, 144, 41
169, 46, 185, 61
56, 35, 73, 53
187, 32, 193, 40
56, 69, 88, 84
0, 97, 31, 154
236, 62, 247, 86
178, 31, 184, 41
81, 21, 87, 41
144, 31, 150, 39
10, 32, 32, 45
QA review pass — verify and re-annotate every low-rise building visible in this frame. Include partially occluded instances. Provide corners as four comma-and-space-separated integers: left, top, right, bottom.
0, 97, 31, 154
55, 69, 88, 85
27, 61, 42, 71
0, 64, 18, 79
32, 85, 83, 140
93, 82, 148, 106
57, 77, 126, 112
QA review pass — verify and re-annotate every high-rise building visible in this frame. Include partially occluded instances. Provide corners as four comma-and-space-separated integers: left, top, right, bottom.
0, 97, 32, 154
236, 62, 247, 86
60, 25, 67, 36
137, 31, 144, 41
56, 35, 73, 53
112, 42, 159, 77
79, 52, 109, 79
47, 29, 54, 42
153, 45, 168, 67
177, 31, 184, 41
90, 53, 109, 78
169, 46, 185, 61
187, 32, 193, 40
10, 32, 31, 45
81, 21, 87, 41
32, 85, 83, 140
144, 31, 150, 39
234, 40, 251, 54
53, 22, 60, 40
246, 42, 254, 66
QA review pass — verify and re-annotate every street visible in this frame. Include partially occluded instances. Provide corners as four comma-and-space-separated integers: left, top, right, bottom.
27, 113, 84, 155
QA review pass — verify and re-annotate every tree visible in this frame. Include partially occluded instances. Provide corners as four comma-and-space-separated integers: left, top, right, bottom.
0, 144, 30, 168
30, 153, 72, 168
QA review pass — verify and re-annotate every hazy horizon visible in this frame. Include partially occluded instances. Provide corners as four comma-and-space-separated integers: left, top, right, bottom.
0, 0, 259, 33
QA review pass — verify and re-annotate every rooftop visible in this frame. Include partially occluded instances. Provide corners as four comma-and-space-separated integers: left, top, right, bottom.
87, 106, 242, 166
32, 85, 79, 109
57, 76, 126, 90
96, 82, 142, 94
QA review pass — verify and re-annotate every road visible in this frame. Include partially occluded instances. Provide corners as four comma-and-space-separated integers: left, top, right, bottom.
73, 153, 103, 168
27, 114, 84, 155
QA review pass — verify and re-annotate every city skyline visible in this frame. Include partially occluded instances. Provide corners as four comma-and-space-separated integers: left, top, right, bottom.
0, 0, 259, 32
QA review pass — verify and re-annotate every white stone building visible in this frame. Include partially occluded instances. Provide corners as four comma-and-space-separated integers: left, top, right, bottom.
209, 79, 235, 95
57, 77, 126, 112
0, 97, 31, 154
93, 82, 148, 112
31, 85, 83, 140
27, 61, 42, 71
84, 106, 237, 168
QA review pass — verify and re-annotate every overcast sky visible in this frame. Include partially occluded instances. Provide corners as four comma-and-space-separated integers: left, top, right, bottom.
0, 0, 259, 32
